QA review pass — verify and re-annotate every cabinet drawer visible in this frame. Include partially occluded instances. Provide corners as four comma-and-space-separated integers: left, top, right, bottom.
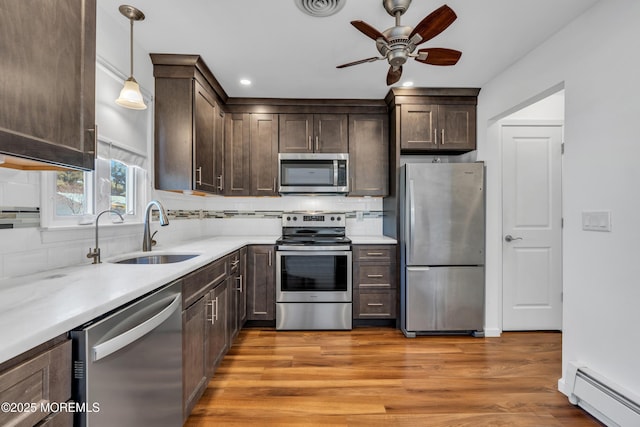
183, 257, 228, 308
356, 264, 392, 288
0, 340, 71, 427
354, 290, 396, 319
355, 245, 394, 262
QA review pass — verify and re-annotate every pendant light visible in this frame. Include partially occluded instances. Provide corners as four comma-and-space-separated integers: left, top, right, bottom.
115, 5, 147, 110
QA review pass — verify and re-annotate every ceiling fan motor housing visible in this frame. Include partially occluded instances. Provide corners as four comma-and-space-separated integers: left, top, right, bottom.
379, 25, 414, 66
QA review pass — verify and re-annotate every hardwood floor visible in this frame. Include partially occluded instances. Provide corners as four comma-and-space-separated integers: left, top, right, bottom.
185, 328, 603, 426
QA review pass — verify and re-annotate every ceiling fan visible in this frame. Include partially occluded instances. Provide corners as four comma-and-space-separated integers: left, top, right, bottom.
337, 0, 461, 85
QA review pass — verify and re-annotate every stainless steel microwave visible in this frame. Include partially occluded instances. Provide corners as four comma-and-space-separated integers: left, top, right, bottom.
278, 153, 349, 194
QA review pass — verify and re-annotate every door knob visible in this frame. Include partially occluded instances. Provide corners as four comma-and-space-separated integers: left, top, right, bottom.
504, 234, 523, 242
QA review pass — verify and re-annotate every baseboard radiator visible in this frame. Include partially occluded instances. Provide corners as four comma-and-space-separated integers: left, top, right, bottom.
566, 361, 640, 426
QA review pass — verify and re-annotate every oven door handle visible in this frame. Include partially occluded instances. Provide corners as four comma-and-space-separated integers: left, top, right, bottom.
92, 294, 181, 362
277, 249, 352, 256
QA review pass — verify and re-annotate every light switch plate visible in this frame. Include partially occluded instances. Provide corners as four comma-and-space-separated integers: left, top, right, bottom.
582, 211, 611, 232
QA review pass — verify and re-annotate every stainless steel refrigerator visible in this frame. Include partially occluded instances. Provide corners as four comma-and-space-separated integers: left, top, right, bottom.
400, 162, 485, 337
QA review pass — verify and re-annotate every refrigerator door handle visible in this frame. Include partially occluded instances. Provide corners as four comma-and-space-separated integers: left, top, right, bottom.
408, 179, 416, 264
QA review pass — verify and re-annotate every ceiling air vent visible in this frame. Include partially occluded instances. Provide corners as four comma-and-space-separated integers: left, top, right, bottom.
294, 0, 346, 17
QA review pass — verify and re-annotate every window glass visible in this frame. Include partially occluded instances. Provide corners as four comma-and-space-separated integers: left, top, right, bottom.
110, 160, 128, 214
55, 170, 90, 216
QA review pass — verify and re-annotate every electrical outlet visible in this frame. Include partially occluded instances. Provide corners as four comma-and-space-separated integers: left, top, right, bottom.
582, 211, 611, 232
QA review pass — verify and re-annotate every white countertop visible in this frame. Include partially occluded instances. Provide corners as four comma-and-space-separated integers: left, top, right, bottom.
0, 234, 395, 364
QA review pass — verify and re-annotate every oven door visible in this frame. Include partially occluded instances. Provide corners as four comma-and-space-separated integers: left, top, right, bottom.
276, 250, 352, 302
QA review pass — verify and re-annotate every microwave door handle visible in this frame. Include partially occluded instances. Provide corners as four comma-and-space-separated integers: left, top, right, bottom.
333, 160, 338, 186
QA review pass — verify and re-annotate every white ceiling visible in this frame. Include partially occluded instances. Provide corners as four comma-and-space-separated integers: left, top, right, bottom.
99, 0, 599, 100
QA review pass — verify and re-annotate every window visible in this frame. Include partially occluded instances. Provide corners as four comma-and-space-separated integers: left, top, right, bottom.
55, 170, 92, 216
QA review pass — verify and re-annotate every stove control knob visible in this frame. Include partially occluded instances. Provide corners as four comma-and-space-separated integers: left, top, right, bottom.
331, 216, 335, 221
293, 216, 298, 221
336, 216, 341, 221
286, 216, 291, 221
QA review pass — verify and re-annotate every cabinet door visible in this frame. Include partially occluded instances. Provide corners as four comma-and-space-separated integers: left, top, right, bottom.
400, 104, 437, 150
182, 297, 207, 418
224, 113, 251, 195
0, 0, 96, 170
213, 104, 225, 193
238, 247, 248, 326
247, 245, 276, 321
438, 104, 476, 150
207, 282, 228, 376
279, 114, 313, 153
315, 114, 348, 153
194, 81, 217, 193
349, 114, 389, 196
250, 114, 279, 196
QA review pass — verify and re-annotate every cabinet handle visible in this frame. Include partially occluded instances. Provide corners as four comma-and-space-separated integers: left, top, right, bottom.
367, 303, 384, 307
236, 275, 243, 292
360, 283, 391, 288
231, 259, 239, 267
196, 167, 202, 185
308, 135, 312, 150
217, 175, 224, 191
87, 124, 98, 158
268, 250, 272, 266
315, 136, 319, 151
367, 252, 384, 256
367, 274, 384, 278
214, 297, 219, 322
434, 128, 437, 145
207, 299, 215, 324
273, 177, 276, 192
441, 129, 445, 144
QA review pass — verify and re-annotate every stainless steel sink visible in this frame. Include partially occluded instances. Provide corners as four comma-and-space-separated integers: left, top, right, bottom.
114, 254, 199, 264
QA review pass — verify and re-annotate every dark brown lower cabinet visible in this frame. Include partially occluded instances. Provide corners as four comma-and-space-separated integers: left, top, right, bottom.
207, 279, 229, 377
352, 245, 397, 320
182, 296, 207, 419
247, 245, 276, 321
0, 339, 72, 427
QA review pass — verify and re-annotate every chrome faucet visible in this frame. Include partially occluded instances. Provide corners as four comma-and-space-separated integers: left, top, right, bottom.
143, 200, 169, 252
87, 210, 124, 264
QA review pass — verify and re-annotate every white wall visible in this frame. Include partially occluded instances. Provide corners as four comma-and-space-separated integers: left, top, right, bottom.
476, 0, 640, 400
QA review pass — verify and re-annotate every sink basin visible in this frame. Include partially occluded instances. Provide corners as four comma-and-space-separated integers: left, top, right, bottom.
114, 254, 199, 265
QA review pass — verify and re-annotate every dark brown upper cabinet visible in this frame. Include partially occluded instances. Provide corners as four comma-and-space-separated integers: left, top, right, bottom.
400, 104, 476, 151
279, 114, 348, 153
349, 114, 389, 197
224, 113, 251, 196
0, 0, 96, 170
250, 114, 279, 196
385, 88, 479, 154
151, 55, 227, 195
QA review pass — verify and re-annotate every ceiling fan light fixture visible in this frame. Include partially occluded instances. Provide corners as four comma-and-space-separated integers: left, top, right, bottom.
294, 0, 346, 17
115, 5, 147, 110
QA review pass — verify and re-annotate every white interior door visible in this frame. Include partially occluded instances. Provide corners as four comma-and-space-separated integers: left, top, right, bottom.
502, 124, 563, 330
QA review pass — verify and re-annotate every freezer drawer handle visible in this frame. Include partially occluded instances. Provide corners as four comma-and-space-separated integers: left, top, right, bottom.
92, 294, 181, 362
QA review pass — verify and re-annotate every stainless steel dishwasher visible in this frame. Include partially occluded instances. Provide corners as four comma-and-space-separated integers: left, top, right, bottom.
71, 280, 182, 427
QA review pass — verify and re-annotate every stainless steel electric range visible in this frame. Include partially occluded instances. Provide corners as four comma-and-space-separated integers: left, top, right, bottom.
275, 212, 352, 330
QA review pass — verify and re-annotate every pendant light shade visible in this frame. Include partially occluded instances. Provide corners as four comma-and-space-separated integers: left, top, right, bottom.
115, 5, 147, 110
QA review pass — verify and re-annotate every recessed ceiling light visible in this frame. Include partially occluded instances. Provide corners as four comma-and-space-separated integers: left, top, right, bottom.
402, 81, 414, 87
240, 79, 252, 86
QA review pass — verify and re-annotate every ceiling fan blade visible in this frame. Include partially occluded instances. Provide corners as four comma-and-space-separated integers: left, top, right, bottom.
336, 57, 382, 69
409, 5, 457, 45
415, 48, 462, 66
351, 20, 388, 42
386, 66, 403, 85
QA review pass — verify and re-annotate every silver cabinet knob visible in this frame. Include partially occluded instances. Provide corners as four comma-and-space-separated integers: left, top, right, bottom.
504, 234, 523, 242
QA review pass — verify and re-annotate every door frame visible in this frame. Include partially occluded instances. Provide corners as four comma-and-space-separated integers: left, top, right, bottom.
500, 119, 564, 331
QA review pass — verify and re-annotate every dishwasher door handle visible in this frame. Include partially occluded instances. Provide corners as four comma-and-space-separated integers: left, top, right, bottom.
92, 294, 181, 362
